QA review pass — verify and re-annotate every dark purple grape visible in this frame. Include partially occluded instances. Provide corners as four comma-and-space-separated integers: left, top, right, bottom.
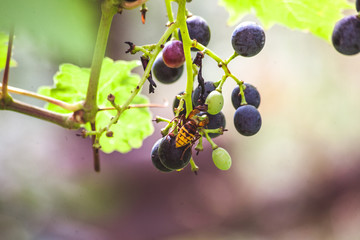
152, 52, 184, 84
158, 135, 192, 170
179, 15, 211, 51
199, 111, 226, 138
151, 138, 173, 172
332, 15, 360, 55
162, 40, 185, 68
192, 81, 216, 107
231, 21, 265, 57
231, 83, 261, 109
234, 105, 261, 136
356, 0, 359, 12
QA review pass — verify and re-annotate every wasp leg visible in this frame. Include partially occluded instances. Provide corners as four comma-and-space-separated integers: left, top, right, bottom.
166, 113, 184, 136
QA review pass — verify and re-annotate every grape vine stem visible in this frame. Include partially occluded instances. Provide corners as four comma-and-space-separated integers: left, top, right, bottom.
0, 83, 83, 111
4, 99, 80, 129
0, 28, 81, 129
195, 42, 243, 86
177, 0, 193, 117
98, 101, 168, 111
83, 0, 117, 122
1, 27, 14, 103
201, 129, 218, 150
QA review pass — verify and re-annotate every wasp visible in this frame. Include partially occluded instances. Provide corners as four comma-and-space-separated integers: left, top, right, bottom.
175, 105, 209, 148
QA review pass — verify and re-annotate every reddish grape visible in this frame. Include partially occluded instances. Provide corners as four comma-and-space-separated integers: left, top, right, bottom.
162, 40, 185, 68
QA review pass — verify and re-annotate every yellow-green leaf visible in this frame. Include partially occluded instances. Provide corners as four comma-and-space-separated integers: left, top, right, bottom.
38, 57, 154, 153
219, 0, 353, 40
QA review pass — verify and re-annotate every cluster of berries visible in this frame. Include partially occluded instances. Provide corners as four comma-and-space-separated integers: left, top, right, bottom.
145, 13, 266, 173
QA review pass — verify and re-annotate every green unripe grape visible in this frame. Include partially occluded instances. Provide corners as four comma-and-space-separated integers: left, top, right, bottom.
212, 147, 232, 170
205, 90, 224, 115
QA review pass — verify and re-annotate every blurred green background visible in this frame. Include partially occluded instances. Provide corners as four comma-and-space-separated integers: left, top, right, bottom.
1, 0, 360, 239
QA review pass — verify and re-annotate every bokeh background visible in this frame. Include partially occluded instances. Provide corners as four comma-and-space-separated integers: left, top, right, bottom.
1, 0, 360, 239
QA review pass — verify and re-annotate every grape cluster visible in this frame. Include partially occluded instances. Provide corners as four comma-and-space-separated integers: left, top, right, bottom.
152, 48, 184, 84
331, 2, 360, 55
231, 83, 262, 136
128, 12, 266, 172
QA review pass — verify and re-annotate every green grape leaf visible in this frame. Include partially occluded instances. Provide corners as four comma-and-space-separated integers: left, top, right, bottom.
38, 57, 154, 153
38, 63, 90, 114
0, 32, 17, 72
219, 0, 352, 40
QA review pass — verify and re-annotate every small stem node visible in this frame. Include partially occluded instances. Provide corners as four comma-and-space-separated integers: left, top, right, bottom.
189, 158, 199, 174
